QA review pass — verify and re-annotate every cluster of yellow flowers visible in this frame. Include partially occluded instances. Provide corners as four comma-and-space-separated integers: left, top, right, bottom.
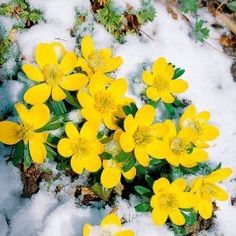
0, 35, 232, 234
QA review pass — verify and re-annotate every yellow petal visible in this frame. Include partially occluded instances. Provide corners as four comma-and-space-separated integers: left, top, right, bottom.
77, 91, 94, 108
29, 104, 50, 129
170, 79, 188, 93
134, 146, 149, 167
205, 168, 233, 183
211, 185, 229, 201
22, 64, 44, 82
51, 85, 66, 101
179, 105, 196, 128
77, 57, 92, 76
88, 74, 106, 96
146, 140, 167, 159
35, 43, 57, 70
100, 48, 112, 59
108, 78, 127, 97
152, 57, 168, 76
142, 71, 154, 85
81, 35, 94, 59
57, 138, 73, 157
196, 111, 210, 122
122, 167, 136, 180
124, 114, 137, 135
180, 156, 197, 168
60, 73, 88, 91
84, 155, 101, 172
160, 92, 174, 103
29, 141, 46, 163
80, 121, 98, 140
151, 208, 168, 225
170, 178, 186, 192
15, 103, 29, 125
83, 224, 91, 236
201, 125, 219, 141
166, 154, 180, 167
115, 230, 135, 236
59, 52, 77, 74
120, 132, 135, 152
146, 87, 160, 101
101, 214, 121, 227
103, 114, 118, 130
101, 167, 121, 189
24, 83, 51, 105
169, 208, 185, 226
191, 148, 208, 162
135, 105, 155, 126
150, 195, 159, 208
178, 192, 195, 208
153, 178, 170, 194
102, 57, 123, 73
197, 199, 212, 219
71, 154, 84, 174
81, 107, 102, 124
165, 120, 177, 137
65, 122, 79, 139
0, 121, 21, 145
164, 64, 174, 80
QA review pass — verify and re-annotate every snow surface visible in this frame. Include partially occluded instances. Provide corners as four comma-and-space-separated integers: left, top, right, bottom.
0, 0, 236, 235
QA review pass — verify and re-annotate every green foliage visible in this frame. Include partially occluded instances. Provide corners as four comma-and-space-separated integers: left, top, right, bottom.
182, 209, 198, 225
100, 152, 112, 160
227, 1, 236, 12
122, 102, 138, 116
173, 67, 185, 80
0, 38, 12, 65
134, 185, 152, 198
92, 183, 112, 201
194, 19, 209, 43
12, 141, 24, 166
24, 144, 32, 168
137, 0, 156, 24
135, 202, 152, 212
179, 0, 199, 13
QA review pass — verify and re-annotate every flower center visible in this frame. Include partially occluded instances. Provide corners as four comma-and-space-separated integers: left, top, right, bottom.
133, 126, 154, 146
199, 182, 216, 200
158, 192, 179, 210
170, 137, 188, 155
153, 77, 170, 91
19, 124, 35, 144
87, 51, 105, 70
72, 138, 91, 156
43, 64, 63, 85
94, 91, 116, 114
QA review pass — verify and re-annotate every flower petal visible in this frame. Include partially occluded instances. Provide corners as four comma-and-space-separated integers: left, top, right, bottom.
77, 91, 94, 108
101, 57, 123, 73
142, 71, 154, 85
135, 105, 155, 126
57, 138, 73, 157
88, 74, 106, 96
59, 52, 77, 74
205, 168, 233, 183
60, 73, 88, 91
101, 167, 121, 189
24, 83, 51, 105
120, 132, 135, 152
152, 57, 168, 76
51, 85, 66, 101
65, 122, 79, 139
15, 103, 29, 125
146, 140, 167, 159
134, 146, 149, 167
77, 57, 92, 76
122, 167, 136, 180
164, 64, 174, 80
115, 231, 135, 236
80, 121, 98, 140
146, 87, 160, 101
101, 213, 121, 227
81, 107, 102, 124
29, 104, 50, 129
196, 111, 210, 122
178, 192, 195, 208
124, 114, 137, 135
108, 78, 127, 97
197, 199, 212, 220
160, 92, 175, 103
170, 178, 186, 192
0, 121, 21, 145
151, 208, 168, 225
22, 64, 44, 82
153, 178, 170, 194
170, 79, 188, 93
211, 185, 229, 201
71, 154, 84, 174
169, 208, 185, 226
83, 224, 91, 236
35, 43, 57, 70
84, 155, 101, 173
29, 141, 47, 163
81, 35, 94, 59
201, 125, 219, 141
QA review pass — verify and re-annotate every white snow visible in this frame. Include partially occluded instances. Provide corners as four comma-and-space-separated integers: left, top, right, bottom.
0, 0, 236, 235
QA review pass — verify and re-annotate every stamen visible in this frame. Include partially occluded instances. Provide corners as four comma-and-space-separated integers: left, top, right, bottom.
133, 126, 155, 146
43, 64, 63, 85
94, 91, 116, 114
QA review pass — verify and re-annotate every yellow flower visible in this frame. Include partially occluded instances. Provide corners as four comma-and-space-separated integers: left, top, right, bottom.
190, 167, 232, 220
83, 213, 135, 236
154, 120, 208, 167
119, 105, 168, 167
57, 122, 104, 174
23, 43, 88, 105
142, 57, 188, 103
151, 177, 195, 226
179, 105, 219, 148
77, 35, 122, 77
77, 75, 129, 130
101, 130, 136, 189
0, 103, 50, 163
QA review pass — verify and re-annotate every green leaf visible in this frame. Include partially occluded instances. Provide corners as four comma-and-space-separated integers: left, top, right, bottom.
122, 105, 132, 115
64, 90, 81, 108
180, 0, 199, 13
145, 175, 155, 187
45, 144, 57, 157
116, 151, 130, 162
122, 155, 136, 172
101, 152, 112, 160
146, 99, 159, 108
35, 122, 63, 132
194, 19, 209, 43
12, 141, 24, 166
227, 1, 236, 12
135, 202, 152, 212
164, 102, 176, 119
56, 159, 70, 171
182, 209, 198, 225
91, 183, 112, 201
149, 158, 162, 166
47, 134, 59, 145
130, 102, 138, 115
24, 145, 32, 169
136, 164, 146, 175
135, 185, 152, 197
173, 67, 185, 80
138, 4, 156, 24
51, 100, 67, 115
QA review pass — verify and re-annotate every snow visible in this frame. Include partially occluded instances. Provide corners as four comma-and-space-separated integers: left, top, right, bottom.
0, 0, 236, 235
